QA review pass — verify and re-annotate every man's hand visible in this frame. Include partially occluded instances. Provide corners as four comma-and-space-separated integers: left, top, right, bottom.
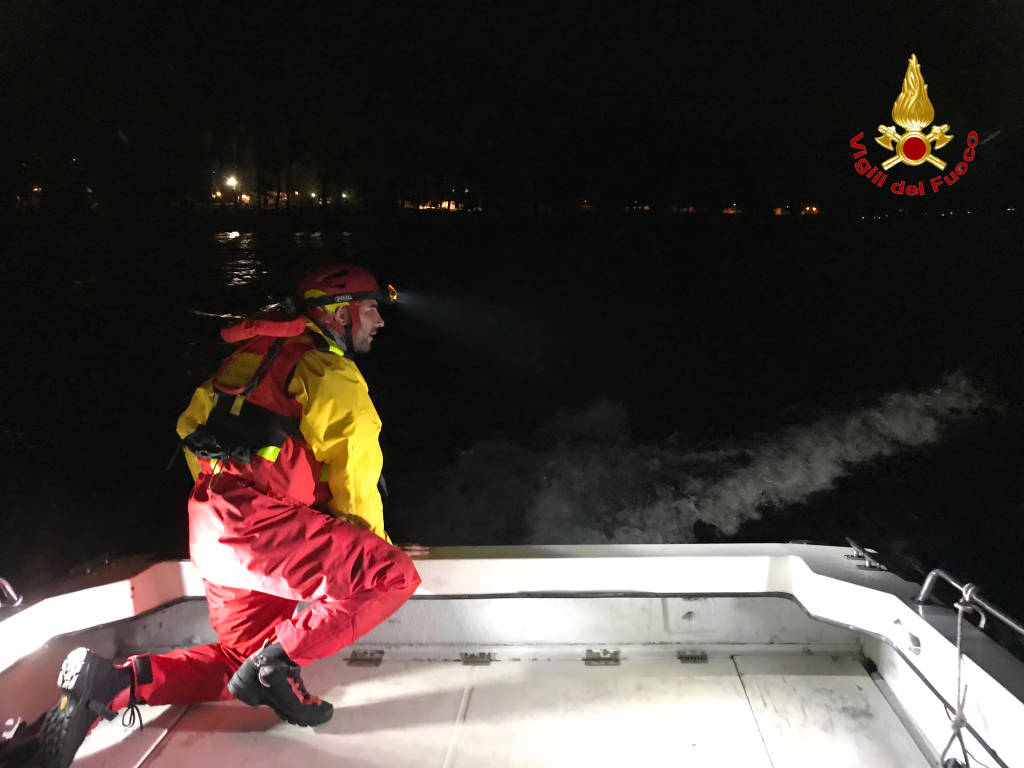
396, 542, 430, 558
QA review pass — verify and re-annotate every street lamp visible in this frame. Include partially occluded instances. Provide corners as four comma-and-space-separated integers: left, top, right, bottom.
225, 175, 239, 189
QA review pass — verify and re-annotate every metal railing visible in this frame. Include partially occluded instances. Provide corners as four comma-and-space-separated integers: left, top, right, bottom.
915, 568, 1024, 640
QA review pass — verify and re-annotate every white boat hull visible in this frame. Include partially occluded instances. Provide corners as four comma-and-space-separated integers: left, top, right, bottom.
2, 544, 1021, 767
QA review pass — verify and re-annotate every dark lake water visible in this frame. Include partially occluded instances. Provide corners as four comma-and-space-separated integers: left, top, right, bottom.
2, 210, 1023, 630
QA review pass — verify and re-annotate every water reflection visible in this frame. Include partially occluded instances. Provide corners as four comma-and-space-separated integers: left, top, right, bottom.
214, 231, 264, 287
291, 231, 326, 249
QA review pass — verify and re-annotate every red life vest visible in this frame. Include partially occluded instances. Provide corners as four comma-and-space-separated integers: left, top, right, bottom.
183, 316, 331, 509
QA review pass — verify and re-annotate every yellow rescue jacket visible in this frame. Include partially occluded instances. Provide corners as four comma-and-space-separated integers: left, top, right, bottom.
176, 323, 389, 541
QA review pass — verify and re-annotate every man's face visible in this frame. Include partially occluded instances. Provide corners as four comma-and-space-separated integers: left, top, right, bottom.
348, 299, 385, 353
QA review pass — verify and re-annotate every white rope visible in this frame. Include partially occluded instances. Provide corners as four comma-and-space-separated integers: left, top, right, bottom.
939, 582, 986, 767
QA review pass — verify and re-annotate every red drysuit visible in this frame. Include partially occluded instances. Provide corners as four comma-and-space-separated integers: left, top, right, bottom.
112, 321, 420, 709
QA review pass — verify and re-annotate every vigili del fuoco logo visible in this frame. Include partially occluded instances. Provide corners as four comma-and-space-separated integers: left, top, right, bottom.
850, 54, 978, 196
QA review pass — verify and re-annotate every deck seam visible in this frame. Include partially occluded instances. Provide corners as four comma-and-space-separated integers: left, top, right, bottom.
731, 656, 776, 768
134, 704, 191, 767
440, 668, 476, 768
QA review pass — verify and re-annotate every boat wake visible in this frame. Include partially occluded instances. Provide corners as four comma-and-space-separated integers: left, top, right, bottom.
407, 372, 987, 544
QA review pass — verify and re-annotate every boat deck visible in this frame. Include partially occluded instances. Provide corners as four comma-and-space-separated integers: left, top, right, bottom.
72, 648, 930, 768
10, 547, 1019, 766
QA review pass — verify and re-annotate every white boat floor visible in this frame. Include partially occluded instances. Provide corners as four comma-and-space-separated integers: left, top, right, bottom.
72, 651, 931, 768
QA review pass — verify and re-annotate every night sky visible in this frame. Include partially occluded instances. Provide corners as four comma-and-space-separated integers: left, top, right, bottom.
3, 1, 1022, 211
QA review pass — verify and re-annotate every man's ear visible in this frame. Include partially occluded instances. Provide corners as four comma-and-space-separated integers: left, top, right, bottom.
332, 304, 351, 328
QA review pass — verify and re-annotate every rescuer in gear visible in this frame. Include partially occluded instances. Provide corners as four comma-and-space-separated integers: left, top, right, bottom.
39, 264, 423, 768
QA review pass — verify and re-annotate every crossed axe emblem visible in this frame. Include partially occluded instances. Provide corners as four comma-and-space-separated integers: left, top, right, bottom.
875, 124, 953, 170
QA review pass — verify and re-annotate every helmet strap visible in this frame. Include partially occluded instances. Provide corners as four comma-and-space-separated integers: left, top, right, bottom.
344, 303, 361, 354
310, 317, 348, 353
308, 302, 365, 355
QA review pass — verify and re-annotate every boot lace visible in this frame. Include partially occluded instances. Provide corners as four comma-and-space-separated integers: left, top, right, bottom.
285, 667, 322, 705
120, 666, 143, 731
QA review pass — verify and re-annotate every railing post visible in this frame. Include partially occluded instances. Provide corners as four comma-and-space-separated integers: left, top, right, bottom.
0, 578, 23, 609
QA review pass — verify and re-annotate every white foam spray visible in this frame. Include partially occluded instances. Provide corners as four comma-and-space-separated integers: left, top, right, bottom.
410, 373, 986, 544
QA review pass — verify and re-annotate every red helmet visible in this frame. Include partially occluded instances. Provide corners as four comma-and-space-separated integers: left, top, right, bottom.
298, 264, 392, 309
298, 264, 397, 351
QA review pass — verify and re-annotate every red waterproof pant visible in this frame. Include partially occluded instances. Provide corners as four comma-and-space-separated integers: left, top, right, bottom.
112, 474, 420, 709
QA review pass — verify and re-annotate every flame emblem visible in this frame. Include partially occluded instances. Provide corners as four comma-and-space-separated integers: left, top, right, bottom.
875, 54, 953, 170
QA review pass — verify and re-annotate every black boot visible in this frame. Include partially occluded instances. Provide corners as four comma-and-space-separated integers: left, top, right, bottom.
38, 648, 137, 768
227, 643, 333, 726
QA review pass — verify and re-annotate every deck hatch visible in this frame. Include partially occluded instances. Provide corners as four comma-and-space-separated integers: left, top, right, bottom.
584, 649, 621, 666
460, 651, 494, 666
345, 649, 385, 667
676, 649, 708, 664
